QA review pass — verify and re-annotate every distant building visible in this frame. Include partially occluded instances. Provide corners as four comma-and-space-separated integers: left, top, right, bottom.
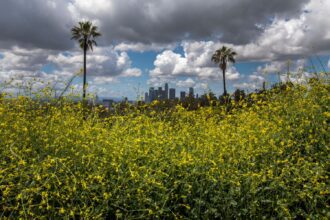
145, 92, 149, 103
165, 83, 169, 99
180, 91, 186, 101
154, 90, 159, 100
189, 87, 194, 97
158, 87, 163, 100
169, 88, 176, 100
149, 87, 155, 102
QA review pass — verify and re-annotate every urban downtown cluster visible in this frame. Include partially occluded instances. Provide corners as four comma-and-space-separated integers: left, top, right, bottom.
144, 83, 196, 103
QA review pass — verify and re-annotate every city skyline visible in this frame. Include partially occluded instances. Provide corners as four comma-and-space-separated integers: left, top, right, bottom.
144, 83, 197, 103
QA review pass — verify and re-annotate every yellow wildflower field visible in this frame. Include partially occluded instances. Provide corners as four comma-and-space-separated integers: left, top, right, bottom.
0, 79, 329, 219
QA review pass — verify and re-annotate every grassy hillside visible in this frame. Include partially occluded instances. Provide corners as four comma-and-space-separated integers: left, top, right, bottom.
0, 79, 329, 219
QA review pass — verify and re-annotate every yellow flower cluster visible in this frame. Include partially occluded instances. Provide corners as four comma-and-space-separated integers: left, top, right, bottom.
0, 79, 329, 219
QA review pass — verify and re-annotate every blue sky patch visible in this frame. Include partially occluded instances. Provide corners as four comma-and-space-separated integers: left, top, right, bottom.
41, 63, 57, 73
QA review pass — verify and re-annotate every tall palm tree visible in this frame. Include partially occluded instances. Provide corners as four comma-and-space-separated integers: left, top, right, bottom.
71, 21, 101, 99
211, 46, 237, 96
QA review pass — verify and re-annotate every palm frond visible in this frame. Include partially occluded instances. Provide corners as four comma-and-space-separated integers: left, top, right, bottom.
211, 46, 237, 70
71, 21, 101, 51
229, 56, 236, 64
87, 40, 94, 51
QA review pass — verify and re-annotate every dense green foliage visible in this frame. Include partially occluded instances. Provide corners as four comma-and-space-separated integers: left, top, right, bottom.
0, 80, 329, 219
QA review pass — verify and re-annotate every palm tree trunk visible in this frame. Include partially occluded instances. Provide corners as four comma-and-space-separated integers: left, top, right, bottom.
222, 68, 227, 96
83, 41, 87, 99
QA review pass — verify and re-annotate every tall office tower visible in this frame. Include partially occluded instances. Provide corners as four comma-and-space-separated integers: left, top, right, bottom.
169, 88, 176, 100
154, 90, 159, 100
189, 87, 194, 97
165, 83, 169, 99
145, 92, 149, 103
149, 87, 155, 102
158, 87, 163, 100
180, 91, 186, 101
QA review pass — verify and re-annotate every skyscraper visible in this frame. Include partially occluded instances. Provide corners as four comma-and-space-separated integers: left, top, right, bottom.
165, 83, 169, 99
169, 88, 176, 100
154, 90, 159, 100
180, 91, 186, 101
158, 87, 163, 100
145, 92, 149, 103
149, 87, 155, 102
189, 87, 194, 97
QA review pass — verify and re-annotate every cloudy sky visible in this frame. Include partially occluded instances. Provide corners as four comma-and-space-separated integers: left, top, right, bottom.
0, 0, 329, 100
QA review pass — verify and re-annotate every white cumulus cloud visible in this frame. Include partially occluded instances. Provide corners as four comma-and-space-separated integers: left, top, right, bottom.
47, 47, 141, 80
149, 43, 241, 84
